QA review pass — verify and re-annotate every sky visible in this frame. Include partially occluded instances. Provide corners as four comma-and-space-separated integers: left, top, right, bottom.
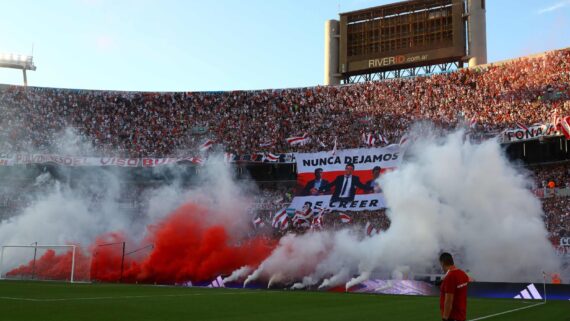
0, 0, 569, 92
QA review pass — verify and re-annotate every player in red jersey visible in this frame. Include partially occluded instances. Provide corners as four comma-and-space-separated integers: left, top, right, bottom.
439, 252, 470, 321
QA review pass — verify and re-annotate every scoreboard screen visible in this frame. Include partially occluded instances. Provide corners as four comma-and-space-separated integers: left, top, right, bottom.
339, 0, 467, 75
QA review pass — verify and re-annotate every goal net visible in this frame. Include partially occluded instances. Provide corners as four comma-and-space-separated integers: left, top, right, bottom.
0, 245, 83, 282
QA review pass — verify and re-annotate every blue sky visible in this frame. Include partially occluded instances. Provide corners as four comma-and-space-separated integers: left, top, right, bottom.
0, 0, 569, 91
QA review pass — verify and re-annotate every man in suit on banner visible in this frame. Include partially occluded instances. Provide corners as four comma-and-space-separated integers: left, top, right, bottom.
326, 163, 372, 203
301, 168, 330, 196
365, 166, 383, 193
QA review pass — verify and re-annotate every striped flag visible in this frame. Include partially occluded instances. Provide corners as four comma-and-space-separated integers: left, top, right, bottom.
551, 109, 561, 128
286, 133, 310, 146
362, 133, 376, 146
311, 214, 323, 230
292, 206, 313, 227
199, 139, 214, 152
365, 222, 379, 237
265, 153, 280, 162
338, 213, 352, 224
272, 207, 289, 230
259, 139, 274, 147
559, 116, 570, 140
331, 136, 338, 156
516, 122, 528, 131
378, 133, 389, 145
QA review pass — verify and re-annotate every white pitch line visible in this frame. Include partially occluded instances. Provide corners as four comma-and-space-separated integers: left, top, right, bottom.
468, 302, 545, 321
0, 291, 271, 302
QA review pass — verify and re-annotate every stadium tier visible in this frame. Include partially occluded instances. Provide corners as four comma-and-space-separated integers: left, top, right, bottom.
0, 49, 568, 158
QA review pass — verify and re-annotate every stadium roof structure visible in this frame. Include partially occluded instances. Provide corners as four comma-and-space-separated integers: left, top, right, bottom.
0, 52, 36, 86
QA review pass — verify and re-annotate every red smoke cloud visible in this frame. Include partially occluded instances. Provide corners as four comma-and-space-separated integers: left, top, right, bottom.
6, 248, 91, 281
8, 202, 275, 284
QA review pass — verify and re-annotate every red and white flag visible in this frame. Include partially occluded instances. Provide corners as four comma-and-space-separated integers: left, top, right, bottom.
559, 116, 570, 140
259, 139, 274, 148
265, 153, 279, 162
378, 133, 389, 145
551, 109, 561, 127
311, 214, 323, 230
286, 133, 310, 146
338, 213, 352, 224
252, 217, 265, 228
293, 216, 311, 228
331, 136, 338, 156
516, 122, 528, 131
365, 222, 379, 237
362, 133, 376, 146
199, 139, 214, 152
272, 207, 289, 230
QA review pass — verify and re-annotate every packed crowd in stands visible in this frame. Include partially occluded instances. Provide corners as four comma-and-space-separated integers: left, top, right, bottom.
0, 49, 569, 157
1, 48, 570, 244
543, 197, 570, 240
533, 164, 570, 189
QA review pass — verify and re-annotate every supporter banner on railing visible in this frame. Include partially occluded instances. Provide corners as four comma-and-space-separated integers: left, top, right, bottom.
294, 145, 401, 196
289, 194, 386, 212
501, 124, 561, 143
0, 154, 205, 167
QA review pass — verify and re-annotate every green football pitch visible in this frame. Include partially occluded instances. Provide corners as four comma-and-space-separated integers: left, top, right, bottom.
0, 281, 567, 321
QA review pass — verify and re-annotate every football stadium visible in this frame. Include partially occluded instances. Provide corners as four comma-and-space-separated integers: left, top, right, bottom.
0, 0, 569, 320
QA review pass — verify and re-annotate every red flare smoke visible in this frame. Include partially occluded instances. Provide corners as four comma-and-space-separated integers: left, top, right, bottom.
6, 248, 91, 281
8, 202, 275, 284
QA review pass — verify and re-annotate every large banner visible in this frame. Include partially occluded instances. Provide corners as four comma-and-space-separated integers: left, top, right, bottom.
0, 154, 204, 167
501, 124, 561, 143
294, 145, 401, 191
290, 194, 387, 212
290, 146, 401, 212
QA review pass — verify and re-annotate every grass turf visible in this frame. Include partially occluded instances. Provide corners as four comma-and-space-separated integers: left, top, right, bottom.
0, 281, 567, 321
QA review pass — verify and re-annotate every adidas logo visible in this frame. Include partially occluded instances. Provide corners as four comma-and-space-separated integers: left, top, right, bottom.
513, 283, 542, 300
207, 275, 225, 288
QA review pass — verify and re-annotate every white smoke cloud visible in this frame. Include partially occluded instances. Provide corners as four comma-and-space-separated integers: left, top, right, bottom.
242, 129, 561, 286
0, 129, 258, 274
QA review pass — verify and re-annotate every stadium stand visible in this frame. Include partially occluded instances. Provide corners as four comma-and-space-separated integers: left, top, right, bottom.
0, 49, 569, 241
0, 49, 568, 157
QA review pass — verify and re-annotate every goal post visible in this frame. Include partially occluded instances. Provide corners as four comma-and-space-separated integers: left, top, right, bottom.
0, 244, 77, 283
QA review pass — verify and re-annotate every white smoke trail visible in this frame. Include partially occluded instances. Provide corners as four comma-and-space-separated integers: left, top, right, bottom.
345, 271, 371, 291
319, 268, 350, 289
267, 273, 284, 288
243, 264, 262, 287
291, 276, 318, 290
223, 265, 253, 283
242, 231, 336, 286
